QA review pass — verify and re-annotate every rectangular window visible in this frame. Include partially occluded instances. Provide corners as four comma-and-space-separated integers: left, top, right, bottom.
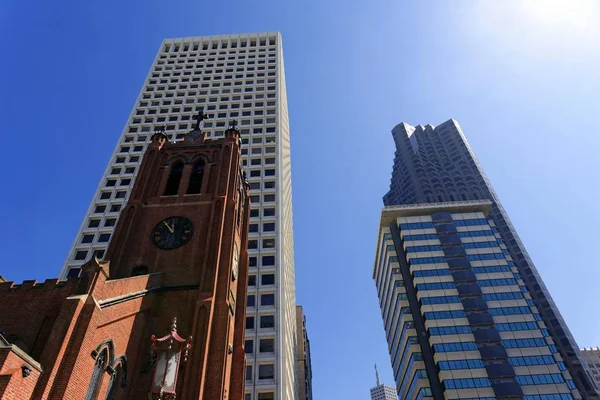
260, 315, 274, 328
258, 364, 274, 380
263, 208, 275, 217
81, 234, 94, 244
261, 274, 275, 285
262, 238, 275, 248
246, 365, 252, 381
263, 223, 275, 232
104, 218, 116, 227
261, 293, 275, 306
247, 295, 255, 307
100, 192, 111, 200
115, 191, 126, 199
257, 394, 274, 400
94, 205, 106, 213
246, 316, 255, 330
263, 194, 275, 202
74, 250, 88, 261
259, 338, 274, 353
245, 339, 253, 354
109, 205, 121, 213
88, 219, 100, 228
262, 256, 275, 266
248, 275, 256, 286
98, 233, 111, 243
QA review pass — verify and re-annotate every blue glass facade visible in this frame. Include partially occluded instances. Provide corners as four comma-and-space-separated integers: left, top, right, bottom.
382, 120, 597, 399
374, 204, 581, 399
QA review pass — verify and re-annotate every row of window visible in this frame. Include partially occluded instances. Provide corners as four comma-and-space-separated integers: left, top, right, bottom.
429, 325, 471, 335
247, 255, 275, 267
495, 321, 539, 332
424, 310, 466, 320
453, 218, 489, 226
443, 377, 490, 389
483, 291, 524, 301
509, 355, 558, 367
438, 359, 484, 370
406, 241, 499, 253
409, 252, 506, 265
245, 363, 274, 381
516, 374, 565, 385
248, 223, 276, 233
245, 315, 274, 330
489, 306, 532, 316
247, 273, 274, 287
244, 338, 275, 354
502, 338, 548, 348
247, 293, 275, 307
433, 342, 478, 352
457, 230, 495, 238
472, 265, 512, 274
478, 278, 518, 287
416, 282, 455, 291
421, 295, 460, 305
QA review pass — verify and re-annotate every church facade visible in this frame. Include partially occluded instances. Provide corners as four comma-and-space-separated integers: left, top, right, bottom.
0, 123, 250, 399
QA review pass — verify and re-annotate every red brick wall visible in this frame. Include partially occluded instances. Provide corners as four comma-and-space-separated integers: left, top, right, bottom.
0, 348, 41, 399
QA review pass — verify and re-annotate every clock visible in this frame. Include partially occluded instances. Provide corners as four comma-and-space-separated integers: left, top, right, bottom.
150, 217, 194, 250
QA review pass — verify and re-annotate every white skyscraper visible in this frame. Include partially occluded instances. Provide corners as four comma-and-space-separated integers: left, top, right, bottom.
370, 365, 398, 400
59, 32, 297, 400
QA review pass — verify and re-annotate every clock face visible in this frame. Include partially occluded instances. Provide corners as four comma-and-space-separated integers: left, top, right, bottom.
150, 217, 194, 250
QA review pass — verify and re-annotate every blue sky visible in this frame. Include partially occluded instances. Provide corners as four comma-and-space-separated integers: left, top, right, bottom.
1, 0, 600, 398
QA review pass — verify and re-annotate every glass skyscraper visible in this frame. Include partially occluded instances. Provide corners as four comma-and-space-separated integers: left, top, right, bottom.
374, 119, 598, 399
60, 32, 297, 400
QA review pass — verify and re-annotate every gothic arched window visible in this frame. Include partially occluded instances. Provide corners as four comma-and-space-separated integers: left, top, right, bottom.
164, 161, 184, 196
85, 349, 108, 400
105, 356, 127, 400
186, 161, 205, 194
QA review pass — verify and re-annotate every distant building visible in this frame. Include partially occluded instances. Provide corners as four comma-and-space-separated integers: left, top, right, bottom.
370, 365, 397, 400
295, 306, 313, 400
379, 119, 598, 399
582, 348, 600, 390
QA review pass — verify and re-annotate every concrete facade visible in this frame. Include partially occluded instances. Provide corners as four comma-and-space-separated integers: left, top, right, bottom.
582, 349, 600, 391
58, 33, 297, 400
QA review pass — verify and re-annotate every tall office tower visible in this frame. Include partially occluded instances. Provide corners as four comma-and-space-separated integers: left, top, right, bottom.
374, 201, 582, 399
295, 306, 313, 400
581, 349, 600, 389
370, 365, 398, 400
382, 119, 598, 399
59, 32, 297, 400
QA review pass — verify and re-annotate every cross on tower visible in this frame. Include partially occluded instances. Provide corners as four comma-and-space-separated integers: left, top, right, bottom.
193, 109, 210, 130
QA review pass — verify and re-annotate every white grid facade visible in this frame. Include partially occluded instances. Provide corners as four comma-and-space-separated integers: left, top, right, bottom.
59, 32, 297, 400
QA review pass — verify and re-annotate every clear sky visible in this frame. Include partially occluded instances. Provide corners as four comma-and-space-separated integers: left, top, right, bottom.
1, 0, 600, 398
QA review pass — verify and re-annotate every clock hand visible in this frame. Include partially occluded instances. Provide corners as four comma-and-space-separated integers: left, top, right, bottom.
163, 221, 174, 233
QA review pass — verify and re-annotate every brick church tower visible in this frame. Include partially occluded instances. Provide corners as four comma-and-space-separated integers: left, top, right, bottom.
0, 120, 250, 399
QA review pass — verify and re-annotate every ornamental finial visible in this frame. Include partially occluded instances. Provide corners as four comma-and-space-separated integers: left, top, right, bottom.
171, 317, 177, 333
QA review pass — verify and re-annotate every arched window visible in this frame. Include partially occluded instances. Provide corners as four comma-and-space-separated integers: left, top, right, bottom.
186, 161, 205, 194
164, 162, 184, 196
131, 265, 148, 276
85, 349, 108, 400
105, 356, 127, 400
